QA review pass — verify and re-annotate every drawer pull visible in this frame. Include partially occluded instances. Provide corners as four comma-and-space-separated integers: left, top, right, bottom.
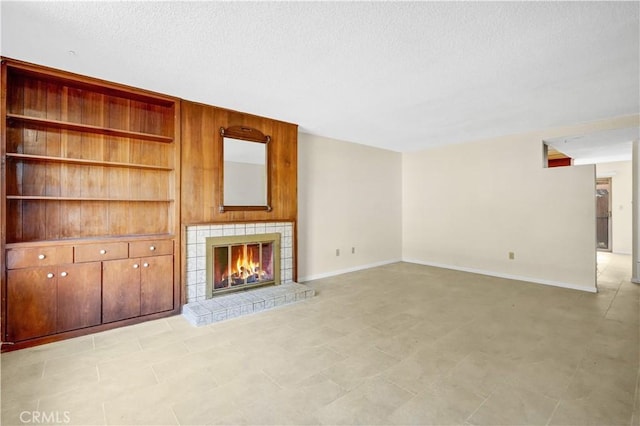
133, 263, 139, 269
60, 271, 68, 277
149, 245, 156, 251
143, 262, 150, 268
38, 254, 46, 260
47, 273, 54, 279
99, 249, 107, 255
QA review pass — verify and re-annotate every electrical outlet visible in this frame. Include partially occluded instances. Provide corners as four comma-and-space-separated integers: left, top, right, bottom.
336, 248, 340, 256
509, 251, 515, 260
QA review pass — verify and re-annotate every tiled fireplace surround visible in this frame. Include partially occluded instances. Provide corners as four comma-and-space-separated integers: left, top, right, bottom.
183, 222, 314, 326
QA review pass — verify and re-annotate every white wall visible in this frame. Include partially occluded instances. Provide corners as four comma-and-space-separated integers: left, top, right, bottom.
297, 115, 637, 290
402, 116, 639, 292
297, 133, 402, 281
597, 161, 633, 254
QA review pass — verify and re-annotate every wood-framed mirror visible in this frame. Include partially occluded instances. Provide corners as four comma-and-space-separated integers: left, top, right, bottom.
219, 126, 272, 212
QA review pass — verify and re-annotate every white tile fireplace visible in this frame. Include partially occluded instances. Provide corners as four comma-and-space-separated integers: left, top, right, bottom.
185, 222, 294, 304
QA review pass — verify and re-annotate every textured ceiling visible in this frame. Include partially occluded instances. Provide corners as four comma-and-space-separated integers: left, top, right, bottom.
1, 1, 639, 153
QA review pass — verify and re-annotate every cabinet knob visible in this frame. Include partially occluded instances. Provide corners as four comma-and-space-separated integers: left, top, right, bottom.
143, 262, 149, 268
60, 271, 68, 277
133, 263, 139, 269
99, 249, 107, 255
149, 245, 156, 251
38, 254, 46, 260
47, 273, 54, 279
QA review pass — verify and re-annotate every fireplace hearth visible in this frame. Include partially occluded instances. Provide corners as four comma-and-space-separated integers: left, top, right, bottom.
182, 222, 313, 327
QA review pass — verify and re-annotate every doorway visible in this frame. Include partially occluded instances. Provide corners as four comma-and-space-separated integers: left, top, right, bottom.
596, 177, 612, 251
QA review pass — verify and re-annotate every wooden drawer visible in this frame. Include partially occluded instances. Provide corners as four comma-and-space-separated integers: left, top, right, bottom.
129, 240, 174, 258
74, 242, 129, 263
6, 246, 74, 269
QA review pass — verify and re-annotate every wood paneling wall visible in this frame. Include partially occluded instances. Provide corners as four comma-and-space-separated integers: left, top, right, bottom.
180, 100, 298, 224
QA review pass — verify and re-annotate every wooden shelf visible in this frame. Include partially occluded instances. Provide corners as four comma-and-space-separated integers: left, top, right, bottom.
7, 196, 174, 202
5, 234, 175, 249
6, 60, 176, 108
6, 113, 174, 143
6, 153, 173, 171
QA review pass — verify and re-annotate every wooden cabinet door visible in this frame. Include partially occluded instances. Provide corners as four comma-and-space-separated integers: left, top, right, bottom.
140, 255, 174, 315
56, 263, 102, 332
7, 268, 57, 341
102, 258, 141, 323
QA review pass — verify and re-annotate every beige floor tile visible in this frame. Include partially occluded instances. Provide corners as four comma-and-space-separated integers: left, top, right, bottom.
1, 253, 636, 426
136, 325, 212, 350
96, 341, 188, 379
92, 320, 172, 350
322, 346, 401, 391
316, 376, 414, 425
103, 382, 179, 425
563, 354, 637, 402
196, 347, 268, 386
324, 326, 384, 357
387, 377, 486, 425
230, 377, 325, 425
261, 345, 346, 387
214, 404, 320, 426
151, 343, 243, 384
1, 335, 94, 369
42, 339, 142, 377
549, 389, 634, 426
633, 365, 640, 426
3, 364, 99, 405
410, 315, 467, 338
31, 379, 110, 421
467, 381, 558, 425
38, 394, 106, 426
586, 332, 639, 366
372, 327, 427, 360
172, 390, 242, 425
370, 312, 424, 336
382, 341, 462, 394
172, 369, 281, 425
505, 357, 578, 400
276, 325, 348, 352
0, 398, 38, 426
98, 365, 159, 400
278, 373, 347, 412
479, 329, 544, 363
444, 350, 518, 398
1, 359, 44, 382
430, 326, 493, 362
181, 330, 233, 353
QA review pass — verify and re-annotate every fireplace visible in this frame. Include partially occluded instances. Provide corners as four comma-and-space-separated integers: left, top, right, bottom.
206, 233, 281, 296
182, 222, 311, 327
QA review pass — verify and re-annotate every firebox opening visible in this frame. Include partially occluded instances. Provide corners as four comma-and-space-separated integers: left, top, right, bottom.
206, 233, 281, 297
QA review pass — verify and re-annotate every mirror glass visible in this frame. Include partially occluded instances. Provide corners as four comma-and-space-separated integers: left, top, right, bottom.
223, 137, 267, 206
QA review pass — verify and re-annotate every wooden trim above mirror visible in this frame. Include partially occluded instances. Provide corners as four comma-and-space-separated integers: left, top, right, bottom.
221, 126, 271, 143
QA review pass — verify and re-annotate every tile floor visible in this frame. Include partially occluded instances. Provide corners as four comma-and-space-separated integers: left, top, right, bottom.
1, 253, 638, 425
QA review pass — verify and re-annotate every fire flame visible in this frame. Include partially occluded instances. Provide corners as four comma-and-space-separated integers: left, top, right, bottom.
220, 246, 268, 286
215, 243, 273, 289
234, 250, 260, 279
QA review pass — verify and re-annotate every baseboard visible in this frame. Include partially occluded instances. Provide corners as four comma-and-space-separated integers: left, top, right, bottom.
402, 258, 598, 293
298, 259, 402, 282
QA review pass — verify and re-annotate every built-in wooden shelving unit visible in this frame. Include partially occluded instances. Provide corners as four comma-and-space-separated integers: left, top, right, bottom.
1, 58, 182, 351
